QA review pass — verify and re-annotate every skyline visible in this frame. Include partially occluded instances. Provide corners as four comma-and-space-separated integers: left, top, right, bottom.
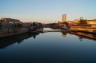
0, 0, 96, 23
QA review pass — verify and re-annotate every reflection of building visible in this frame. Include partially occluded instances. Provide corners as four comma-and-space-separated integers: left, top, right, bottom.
62, 32, 67, 37
62, 14, 66, 22
0, 32, 41, 49
70, 32, 96, 41
0, 18, 20, 23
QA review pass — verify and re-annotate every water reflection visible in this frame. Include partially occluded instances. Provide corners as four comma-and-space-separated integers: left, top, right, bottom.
62, 32, 67, 37
0, 28, 96, 63
0, 32, 41, 49
0, 28, 96, 49
68, 32, 96, 41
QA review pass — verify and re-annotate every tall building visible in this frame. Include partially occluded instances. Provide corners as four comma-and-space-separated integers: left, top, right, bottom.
62, 14, 66, 22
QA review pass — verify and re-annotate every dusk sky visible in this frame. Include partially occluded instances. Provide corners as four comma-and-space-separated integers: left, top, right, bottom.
0, 0, 96, 23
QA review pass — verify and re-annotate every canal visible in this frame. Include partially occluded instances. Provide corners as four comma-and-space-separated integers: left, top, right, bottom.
0, 28, 96, 63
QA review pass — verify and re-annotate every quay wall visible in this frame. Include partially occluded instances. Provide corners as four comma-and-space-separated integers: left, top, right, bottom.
70, 26, 96, 33
0, 27, 28, 38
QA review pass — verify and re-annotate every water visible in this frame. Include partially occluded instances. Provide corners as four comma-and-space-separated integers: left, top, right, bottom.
0, 28, 96, 63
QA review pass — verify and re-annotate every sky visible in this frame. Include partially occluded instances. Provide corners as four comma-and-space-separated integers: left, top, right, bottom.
0, 0, 96, 23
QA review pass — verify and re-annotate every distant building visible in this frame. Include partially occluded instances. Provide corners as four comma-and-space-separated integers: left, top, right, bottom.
58, 22, 65, 27
1, 18, 20, 23
87, 20, 96, 25
74, 19, 96, 25
0, 20, 3, 23
67, 21, 77, 26
74, 19, 80, 23
62, 14, 66, 22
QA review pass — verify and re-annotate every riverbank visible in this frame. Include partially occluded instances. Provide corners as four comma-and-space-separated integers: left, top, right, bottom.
0, 21, 43, 38
69, 26, 96, 34
0, 27, 28, 38
1, 28, 96, 63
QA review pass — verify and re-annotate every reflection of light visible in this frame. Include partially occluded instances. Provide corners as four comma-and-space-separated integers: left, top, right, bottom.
62, 33, 67, 37
76, 32, 96, 39
43, 28, 53, 31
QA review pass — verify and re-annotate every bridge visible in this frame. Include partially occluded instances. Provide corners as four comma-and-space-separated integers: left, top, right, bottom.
43, 30, 61, 33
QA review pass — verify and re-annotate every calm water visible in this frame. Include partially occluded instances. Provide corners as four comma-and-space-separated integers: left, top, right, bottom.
0, 28, 96, 63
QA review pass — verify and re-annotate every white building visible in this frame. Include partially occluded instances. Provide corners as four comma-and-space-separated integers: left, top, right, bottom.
62, 14, 66, 22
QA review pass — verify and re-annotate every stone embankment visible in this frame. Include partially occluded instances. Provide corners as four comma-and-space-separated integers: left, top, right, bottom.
0, 22, 44, 38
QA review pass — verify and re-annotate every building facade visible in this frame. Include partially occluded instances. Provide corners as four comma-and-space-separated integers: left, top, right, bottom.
74, 19, 96, 25
67, 21, 77, 25
62, 14, 66, 22
0, 18, 20, 23
74, 19, 80, 23
87, 20, 96, 25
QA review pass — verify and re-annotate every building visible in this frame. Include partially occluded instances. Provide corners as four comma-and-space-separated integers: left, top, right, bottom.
0, 20, 3, 23
74, 19, 80, 24
74, 19, 96, 25
67, 21, 77, 26
1, 18, 20, 23
62, 14, 66, 22
87, 19, 96, 25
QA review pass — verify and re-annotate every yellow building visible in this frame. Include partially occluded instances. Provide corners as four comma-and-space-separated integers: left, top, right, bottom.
74, 19, 96, 25
74, 19, 80, 23
87, 20, 96, 25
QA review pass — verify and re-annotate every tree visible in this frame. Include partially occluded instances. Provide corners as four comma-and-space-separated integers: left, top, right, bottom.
33, 22, 37, 26
79, 17, 87, 25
